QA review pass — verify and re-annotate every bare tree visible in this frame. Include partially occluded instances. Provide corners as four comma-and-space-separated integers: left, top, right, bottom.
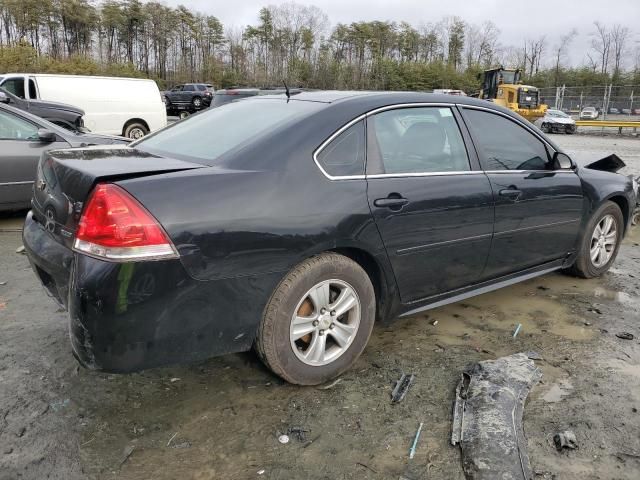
610, 24, 629, 80
552, 29, 576, 85
591, 21, 611, 74
523, 36, 545, 77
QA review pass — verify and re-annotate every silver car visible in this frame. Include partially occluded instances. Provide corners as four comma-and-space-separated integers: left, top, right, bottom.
579, 106, 599, 120
535, 109, 576, 134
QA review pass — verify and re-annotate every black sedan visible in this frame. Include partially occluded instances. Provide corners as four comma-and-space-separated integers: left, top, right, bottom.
0, 102, 130, 212
22, 91, 637, 385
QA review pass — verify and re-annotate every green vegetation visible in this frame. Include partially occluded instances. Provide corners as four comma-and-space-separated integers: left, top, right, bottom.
0, 1, 637, 91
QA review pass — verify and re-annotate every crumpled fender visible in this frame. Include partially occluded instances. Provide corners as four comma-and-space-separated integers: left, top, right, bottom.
451, 353, 542, 480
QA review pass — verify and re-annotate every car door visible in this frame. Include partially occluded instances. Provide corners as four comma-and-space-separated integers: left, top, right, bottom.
460, 106, 583, 279
0, 108, 69, 210
366, 105, 495, 304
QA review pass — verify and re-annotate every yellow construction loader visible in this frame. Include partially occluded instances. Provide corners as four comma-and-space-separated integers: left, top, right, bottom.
478, 67, 547, 122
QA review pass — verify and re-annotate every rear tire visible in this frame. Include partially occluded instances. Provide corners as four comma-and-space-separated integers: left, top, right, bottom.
566, 201, 624, 278
123, 122, 148, 140
256, 253, 375, 385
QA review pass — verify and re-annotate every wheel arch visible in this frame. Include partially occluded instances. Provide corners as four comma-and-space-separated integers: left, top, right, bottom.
122, 118, 150, 136
329, 246, 398, 323
605, 194, 630, 232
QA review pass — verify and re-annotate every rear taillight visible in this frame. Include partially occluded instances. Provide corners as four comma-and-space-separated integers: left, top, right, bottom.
73, 183, 178, 261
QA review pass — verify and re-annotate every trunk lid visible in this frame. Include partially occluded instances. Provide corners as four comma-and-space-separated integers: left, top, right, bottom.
32, 146, 205, 249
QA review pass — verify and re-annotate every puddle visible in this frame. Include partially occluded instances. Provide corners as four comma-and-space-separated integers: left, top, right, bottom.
542, 379, 574, 403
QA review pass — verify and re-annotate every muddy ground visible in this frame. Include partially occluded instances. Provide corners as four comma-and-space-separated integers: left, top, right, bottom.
1, 134, 639, 480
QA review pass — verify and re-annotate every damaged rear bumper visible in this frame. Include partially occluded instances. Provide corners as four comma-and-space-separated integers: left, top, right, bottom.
23, 212, 278, 372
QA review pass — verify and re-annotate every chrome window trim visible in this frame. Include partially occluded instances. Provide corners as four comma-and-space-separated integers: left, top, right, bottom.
367, 171, 485, 179
0, 180, 34, 186
313, 103, 458, 181
312, 102, 573, 181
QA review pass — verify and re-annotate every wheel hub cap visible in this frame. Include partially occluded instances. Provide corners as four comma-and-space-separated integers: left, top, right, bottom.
590, 214, 617, 268
290, 279, 361, 367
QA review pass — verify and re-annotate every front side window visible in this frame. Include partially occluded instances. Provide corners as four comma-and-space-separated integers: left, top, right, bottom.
2, 78, 25, 98
463, 109, 550, 171
0, 110, 39, 140
369, 107, 470, 174
316, 121, 365, 177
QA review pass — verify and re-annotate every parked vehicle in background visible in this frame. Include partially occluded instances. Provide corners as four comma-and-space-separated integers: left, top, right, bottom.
211, 87, 300, 107
164, 83, 214, 114
0, 102, 129, 212
0, 74, 166, 139
621, 108, 631, 115
433, 89, 467, 96
0, 88, 85, 132
608, 107, 620, 115
534, 108, 576, 134
579, 107, 599, 119
22, 91, 637, 385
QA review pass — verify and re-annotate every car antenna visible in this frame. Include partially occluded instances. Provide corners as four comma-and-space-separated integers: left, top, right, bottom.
283, 80, 290, 102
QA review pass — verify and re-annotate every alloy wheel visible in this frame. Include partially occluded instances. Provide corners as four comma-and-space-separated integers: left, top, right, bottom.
590, 214, 617, 268
290, 279, 361, 366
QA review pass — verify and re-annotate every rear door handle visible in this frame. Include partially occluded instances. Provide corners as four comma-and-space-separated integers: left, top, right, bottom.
374, 197, 409, 208
499, 188, 522, 200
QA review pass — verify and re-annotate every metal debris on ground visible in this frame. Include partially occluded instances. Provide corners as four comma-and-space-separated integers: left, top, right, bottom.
615, 332, 635, 340
512, 323, 522, 338
526, 351, 543, 361
15, 245, 25, 254
553, 431, 578, 450
451, 353, 541, 480
391, 373, 415, 403
166, 432, 178, 447
408, 422, 423, 460
278, 434, 290, 444
431, 320, 438, 326
120, 445, 135, 466
287, 426, 309, 442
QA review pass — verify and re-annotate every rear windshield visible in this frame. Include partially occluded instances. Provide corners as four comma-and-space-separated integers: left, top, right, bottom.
135, 98, 323, 165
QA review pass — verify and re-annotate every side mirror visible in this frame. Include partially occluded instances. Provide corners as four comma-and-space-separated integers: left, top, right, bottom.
0, 92, 9, 104
553, 152, 575, 170
37, 129, 57, 143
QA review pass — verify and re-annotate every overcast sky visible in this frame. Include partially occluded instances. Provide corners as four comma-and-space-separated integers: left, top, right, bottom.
166, 0, 639, 67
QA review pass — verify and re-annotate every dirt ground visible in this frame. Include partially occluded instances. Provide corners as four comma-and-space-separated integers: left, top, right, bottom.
1, 134, 639, 480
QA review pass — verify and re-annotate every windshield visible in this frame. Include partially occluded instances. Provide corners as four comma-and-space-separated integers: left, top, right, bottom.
549, 110, 569, 118
500, 71, 517, 84
135, 98, 323, 165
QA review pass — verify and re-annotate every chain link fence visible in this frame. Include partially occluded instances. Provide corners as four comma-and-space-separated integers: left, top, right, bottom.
539, 85, 640, 118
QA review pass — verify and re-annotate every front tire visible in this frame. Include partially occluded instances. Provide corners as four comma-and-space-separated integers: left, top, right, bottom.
541, 123, 551, 134
256, 253, 375, 385
192, 96, 202, 108
567, 201, 624, 278
124, 122, 148, 140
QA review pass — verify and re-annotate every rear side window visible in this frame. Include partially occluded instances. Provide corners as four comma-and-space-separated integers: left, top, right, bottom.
463, 109, 550, 171
369, 107, 470, 174
183, 85, 195, 91
28, 79, 37, 99
316, 121, 365, 177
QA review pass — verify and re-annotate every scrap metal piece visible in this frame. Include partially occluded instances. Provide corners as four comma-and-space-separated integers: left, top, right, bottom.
553, 431, 578, 450
451, 353, 542, 480
585, 154, 626, 173
391, 373, 415, 403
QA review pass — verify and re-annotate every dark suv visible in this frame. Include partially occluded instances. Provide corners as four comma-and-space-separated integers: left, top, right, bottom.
164, 84, 213, 114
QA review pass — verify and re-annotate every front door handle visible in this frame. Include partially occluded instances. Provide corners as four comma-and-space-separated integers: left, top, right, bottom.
374, 195, 409, 209
499, 188, 522, 200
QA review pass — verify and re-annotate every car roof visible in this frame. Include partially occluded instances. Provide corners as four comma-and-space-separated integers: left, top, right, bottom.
0, 101, 69, 135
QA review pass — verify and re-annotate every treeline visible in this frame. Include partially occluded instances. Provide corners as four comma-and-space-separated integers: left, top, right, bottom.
0, 0, 638, 91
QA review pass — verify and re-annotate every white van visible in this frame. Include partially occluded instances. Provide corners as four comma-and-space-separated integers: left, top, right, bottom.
0, 73, 167, 138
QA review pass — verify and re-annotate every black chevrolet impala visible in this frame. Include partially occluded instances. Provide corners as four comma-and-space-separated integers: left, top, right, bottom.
23, 91, 637, 384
